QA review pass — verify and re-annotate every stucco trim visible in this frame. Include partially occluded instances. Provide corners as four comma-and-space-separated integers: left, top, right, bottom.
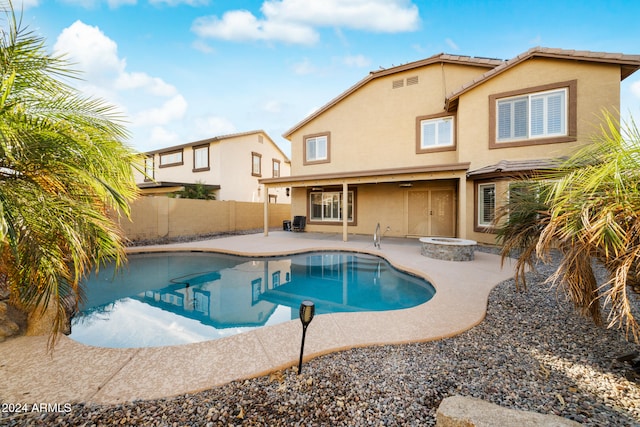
445, 47, 640, 111
158, 148, 184, 168
283, 55, 501, 139
302, 131, 331, 166
415, 112, 458, 154
306, 187, 358, 227
473, 179, 500, 234
192, 143, 210, 173
272, 158, 281, 178
488, 80, 577, 149
251, 152, 262, 177
260, 163, 471, 186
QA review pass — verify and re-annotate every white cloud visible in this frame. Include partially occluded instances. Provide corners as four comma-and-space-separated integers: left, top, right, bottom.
59, 0, 99, 8
343, 54, 370, 68
191, 39, 215, 53
192, 116, 236, 138
54, 20, 187, 138
133, 95, 188, 127
631, 80, 640, 98
107, 0, 137, 8
115, 72, 178, 97
54, 20, 125, 87
192, 9, 317, 45
150, 0, 209, 5
149, 126, 180, 146
445, 38, 459, 51
54, 22, 178, 99
292, 58, 316, 75
15, 0, 40, 9
262, 0, 420, 32
192, 0, 419, 45
263, 100, 282, 113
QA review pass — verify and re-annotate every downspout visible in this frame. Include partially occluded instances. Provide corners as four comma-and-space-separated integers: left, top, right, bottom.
263, 184, 269, 236
342, 181, 348, 242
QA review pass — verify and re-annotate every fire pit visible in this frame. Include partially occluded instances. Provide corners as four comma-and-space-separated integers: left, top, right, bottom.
419, 237, 477, 261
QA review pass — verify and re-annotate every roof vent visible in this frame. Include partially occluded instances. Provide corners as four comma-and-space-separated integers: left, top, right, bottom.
406, 76, 419, 85
392, 79, 404, 89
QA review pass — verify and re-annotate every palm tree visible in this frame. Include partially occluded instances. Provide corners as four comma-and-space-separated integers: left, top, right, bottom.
0, 4, 139, 347
496, 113, 640, 342
173, 181, 217, 200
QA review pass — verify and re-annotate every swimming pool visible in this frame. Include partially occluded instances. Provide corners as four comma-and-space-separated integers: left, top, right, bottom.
69, 251, 435, 348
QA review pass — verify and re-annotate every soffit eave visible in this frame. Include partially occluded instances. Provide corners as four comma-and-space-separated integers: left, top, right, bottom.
260, 163, 470, 187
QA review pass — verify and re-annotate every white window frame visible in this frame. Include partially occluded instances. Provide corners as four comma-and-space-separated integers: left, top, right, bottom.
144, 156, 154, 181
496, 88, 567, 143
305, 135, 328, 163
477, 183, 496, 228
159, 150, 182, 167
309, 190, 354, 222
272, 159, 280, 178
420, 116, 454, 149
193, 145, 209, 171
251, 152, 262, 177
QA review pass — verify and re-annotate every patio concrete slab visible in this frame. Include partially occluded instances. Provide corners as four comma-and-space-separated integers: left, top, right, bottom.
0, 232, 515, 405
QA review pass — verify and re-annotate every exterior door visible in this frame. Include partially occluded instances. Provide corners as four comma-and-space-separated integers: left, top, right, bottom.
407, 188, 455, 237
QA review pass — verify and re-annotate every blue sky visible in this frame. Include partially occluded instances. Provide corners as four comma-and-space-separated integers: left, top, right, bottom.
15, 0, 640, 156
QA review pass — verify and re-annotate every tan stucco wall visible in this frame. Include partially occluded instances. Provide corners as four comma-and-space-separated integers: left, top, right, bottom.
118, 197, 291, 241
456, 58, 621, 170
288, 64, 487, 175
458, 58, 622, 243
286, 56, 627, 243
290, 177, 460, 238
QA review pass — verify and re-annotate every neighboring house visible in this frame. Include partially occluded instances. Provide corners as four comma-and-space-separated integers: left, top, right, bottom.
135, 130, 291, 204
261, 47, 640, 243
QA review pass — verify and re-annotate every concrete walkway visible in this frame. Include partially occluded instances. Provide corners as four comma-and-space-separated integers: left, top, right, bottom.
0, 232, 515, 405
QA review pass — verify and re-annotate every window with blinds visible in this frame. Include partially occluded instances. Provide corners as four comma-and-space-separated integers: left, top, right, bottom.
309, 191, 354, 222
421, 116, 454, 149
496, 88, 567, 142
478, 183, 496, 227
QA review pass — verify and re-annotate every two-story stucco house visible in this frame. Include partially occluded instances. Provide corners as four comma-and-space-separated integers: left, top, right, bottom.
135, 130, 291, 204
261, 47, 640, 243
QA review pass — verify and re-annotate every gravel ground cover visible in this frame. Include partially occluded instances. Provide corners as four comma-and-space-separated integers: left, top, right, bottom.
2, 248, 639, 426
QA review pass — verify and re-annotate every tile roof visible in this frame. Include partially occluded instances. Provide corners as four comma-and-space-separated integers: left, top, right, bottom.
144, 130, 291, 162
466, 158, 565, 178
445, 47, 640, 111
283, 54, 502, 139
283, 47, 640, 139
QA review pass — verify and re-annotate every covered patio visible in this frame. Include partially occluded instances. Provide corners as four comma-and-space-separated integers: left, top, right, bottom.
260, 163, 471, 242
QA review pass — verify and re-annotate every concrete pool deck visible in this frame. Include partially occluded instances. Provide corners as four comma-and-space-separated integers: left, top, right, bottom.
0, 231, 515, 405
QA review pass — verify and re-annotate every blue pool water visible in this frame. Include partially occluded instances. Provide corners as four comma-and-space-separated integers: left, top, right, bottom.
69, 251, 435, 348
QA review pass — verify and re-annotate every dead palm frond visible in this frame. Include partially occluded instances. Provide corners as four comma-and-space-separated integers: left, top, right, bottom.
496, 112, 640, 342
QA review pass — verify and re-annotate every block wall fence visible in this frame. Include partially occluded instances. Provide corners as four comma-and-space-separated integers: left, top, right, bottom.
115, 197, 291, 242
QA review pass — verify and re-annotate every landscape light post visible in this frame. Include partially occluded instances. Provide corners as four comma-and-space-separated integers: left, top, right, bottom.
297, 300, 315, 375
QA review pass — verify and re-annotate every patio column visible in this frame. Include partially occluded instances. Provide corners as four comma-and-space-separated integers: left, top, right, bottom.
263, 187, 269, 236
458, 175, 467, 239
342, 182, 348, 242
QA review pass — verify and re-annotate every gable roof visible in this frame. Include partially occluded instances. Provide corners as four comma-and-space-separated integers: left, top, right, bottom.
445, 47, 640, 112
282, 53, 503, 139
145, 130, 290, 163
